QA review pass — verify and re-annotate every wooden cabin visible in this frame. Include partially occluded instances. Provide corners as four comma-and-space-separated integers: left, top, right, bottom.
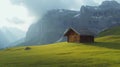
64, 28, 95, 43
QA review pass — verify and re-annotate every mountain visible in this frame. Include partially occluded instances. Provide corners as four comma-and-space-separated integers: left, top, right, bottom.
8, 38, 25, 48
0, 30, 10, 49
0, 27, 25, 49
100, 0, 120, 8
24, 1, 120, 45
1, 27, 25, 43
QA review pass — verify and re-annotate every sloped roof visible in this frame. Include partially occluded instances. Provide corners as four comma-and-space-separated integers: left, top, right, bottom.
64, 27, 95, 36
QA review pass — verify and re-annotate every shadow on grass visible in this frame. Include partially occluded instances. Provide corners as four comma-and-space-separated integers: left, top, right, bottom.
84, 42, 120, 50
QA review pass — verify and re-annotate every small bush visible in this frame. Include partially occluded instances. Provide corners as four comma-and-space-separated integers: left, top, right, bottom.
24, 47, 31, 50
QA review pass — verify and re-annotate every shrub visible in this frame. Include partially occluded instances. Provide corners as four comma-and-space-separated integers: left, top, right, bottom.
24, 47, 31, 50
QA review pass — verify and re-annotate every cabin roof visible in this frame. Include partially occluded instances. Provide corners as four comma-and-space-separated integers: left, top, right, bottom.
64, 27, 95, 36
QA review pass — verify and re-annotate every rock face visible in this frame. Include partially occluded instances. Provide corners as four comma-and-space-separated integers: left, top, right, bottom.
25, 1, 120, 45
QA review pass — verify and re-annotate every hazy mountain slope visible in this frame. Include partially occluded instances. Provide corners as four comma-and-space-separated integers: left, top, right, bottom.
25, 1, 120, 45
25, 10, 78, 45
0, 31, 10, 49
1, 27, 25, 43
0, 27, 25, 49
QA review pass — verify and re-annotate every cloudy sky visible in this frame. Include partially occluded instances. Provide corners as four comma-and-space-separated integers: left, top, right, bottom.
0, 0, 120, 32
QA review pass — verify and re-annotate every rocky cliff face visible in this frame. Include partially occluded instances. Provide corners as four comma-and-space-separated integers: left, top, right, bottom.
25, 1, 120, 45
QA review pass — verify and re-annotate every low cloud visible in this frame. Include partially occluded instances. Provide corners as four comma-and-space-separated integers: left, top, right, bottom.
11, 0, 100, 17
6, 17, 24, 24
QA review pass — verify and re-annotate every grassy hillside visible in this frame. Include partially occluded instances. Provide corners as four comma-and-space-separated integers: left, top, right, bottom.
99, 26, 120, 37
0, 38, 120, 67
0, 26, 120, 67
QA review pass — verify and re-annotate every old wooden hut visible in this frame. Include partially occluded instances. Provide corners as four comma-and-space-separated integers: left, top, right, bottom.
64, 28, 95, 43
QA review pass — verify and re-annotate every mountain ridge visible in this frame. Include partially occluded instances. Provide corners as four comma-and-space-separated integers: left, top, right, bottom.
24, 0, 120, 45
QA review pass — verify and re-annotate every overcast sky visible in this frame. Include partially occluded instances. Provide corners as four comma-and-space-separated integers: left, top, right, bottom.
0, 0, 120, 32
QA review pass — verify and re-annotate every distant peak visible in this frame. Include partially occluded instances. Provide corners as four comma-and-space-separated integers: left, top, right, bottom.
100, 0, 120, 7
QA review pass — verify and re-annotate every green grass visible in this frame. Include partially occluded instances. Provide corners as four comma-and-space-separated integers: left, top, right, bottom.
99, 26, 120, 37
0, 26, 120, 67
0, 36, 120, 67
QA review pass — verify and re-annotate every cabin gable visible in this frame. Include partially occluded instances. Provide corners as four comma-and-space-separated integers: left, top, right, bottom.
64, 29, 79, 43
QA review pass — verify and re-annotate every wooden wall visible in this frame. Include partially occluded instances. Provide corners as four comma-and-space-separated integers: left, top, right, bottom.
65, 29, 94, 43
67, 30, 80, 43
80, 35, 94, 43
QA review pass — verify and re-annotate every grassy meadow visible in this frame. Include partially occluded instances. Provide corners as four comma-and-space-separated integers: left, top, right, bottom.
0, 26, 120, 67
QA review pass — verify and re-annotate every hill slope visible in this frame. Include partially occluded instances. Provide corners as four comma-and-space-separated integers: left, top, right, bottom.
0, 36, 120, 67
98, 26, 120, 37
